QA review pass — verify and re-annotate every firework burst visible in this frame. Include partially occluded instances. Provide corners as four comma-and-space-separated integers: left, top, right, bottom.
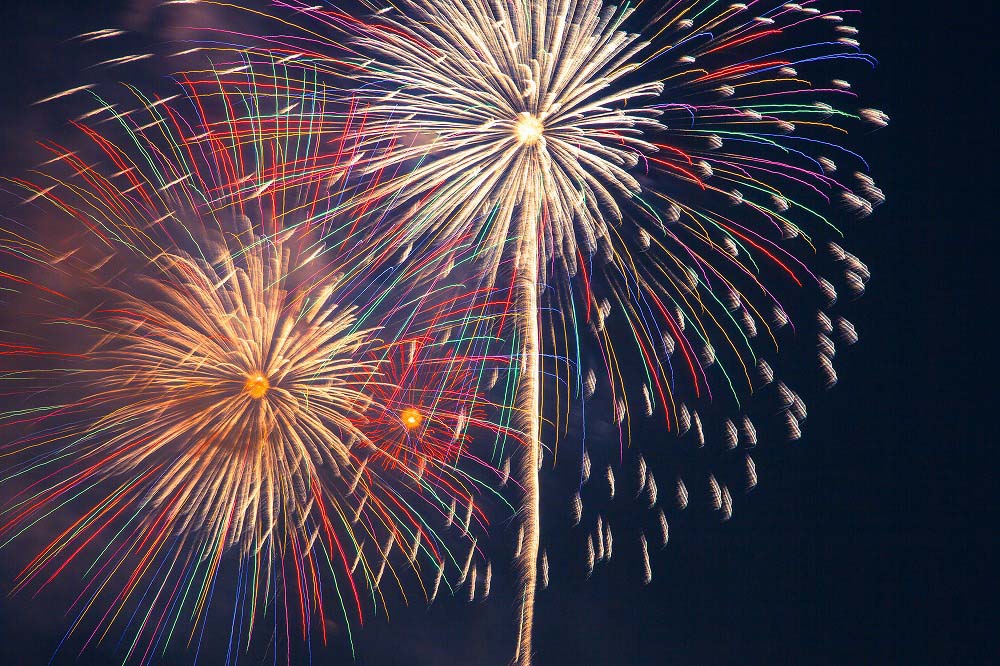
365, 339, 491, 474
0, 66, 508, 662
1, 0, 888, 661
62, 232, 375, 556
219, 1, 887, 661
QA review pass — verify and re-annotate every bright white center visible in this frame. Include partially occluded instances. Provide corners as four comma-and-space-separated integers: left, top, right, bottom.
514, 114, 544, 146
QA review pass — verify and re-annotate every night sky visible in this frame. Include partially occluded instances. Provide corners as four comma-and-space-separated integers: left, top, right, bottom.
0, 1, 989, 664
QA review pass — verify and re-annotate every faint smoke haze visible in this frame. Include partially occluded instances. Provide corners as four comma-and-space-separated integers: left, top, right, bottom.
123, 0, 260, 41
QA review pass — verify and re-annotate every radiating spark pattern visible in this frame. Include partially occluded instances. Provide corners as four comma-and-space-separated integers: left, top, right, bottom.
221, 1, 886, 662
0, 65, 511, 663
0, 0, 886, 662
364, 340, 493, 475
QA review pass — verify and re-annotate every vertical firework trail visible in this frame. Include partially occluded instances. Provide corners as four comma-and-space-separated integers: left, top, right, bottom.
513, 212, 541, 665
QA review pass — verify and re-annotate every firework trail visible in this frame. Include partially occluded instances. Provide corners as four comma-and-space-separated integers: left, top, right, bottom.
220, 1, 884, 661
0, 65, 511, 662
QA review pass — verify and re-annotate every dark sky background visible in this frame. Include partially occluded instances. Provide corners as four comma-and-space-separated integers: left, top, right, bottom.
0, 1, 990, 664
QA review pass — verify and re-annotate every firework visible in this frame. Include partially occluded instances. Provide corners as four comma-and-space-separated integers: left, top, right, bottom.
0, 68, 506, 661
3, 0, 888, 660
364, 339, 495, 474
243, 1, 885, 661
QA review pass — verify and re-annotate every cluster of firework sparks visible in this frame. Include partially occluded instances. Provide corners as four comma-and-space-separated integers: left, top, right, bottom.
0, 0, 884, 663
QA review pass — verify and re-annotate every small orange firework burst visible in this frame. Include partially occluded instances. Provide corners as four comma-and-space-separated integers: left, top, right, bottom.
363, 339, 491, 476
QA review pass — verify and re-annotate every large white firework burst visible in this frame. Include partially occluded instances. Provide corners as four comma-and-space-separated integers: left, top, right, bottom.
352, 0, 664, 282
344, 3, 669, 659
313, 1, 886, 662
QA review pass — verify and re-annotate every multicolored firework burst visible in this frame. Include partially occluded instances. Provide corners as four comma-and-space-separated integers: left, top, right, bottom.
0, 0, 888, 662
200, 1, 886, 661
0, 65, 511, 662
364, 340, 491, 474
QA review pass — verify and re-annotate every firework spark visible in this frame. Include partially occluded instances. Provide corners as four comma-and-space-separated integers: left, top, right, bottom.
3, 0, 887, 661
0, 66, 507, 662
364, 339, 496, 475
260, 1, 885, 661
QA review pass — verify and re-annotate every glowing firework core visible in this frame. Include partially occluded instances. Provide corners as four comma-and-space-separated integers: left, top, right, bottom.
400, 407, 424, 430
244, 373, 271, 399
514, 114, 543, 146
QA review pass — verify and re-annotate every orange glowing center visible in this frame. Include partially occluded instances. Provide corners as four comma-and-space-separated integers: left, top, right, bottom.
244, 374, 270, 399
400, 407, 424, 430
